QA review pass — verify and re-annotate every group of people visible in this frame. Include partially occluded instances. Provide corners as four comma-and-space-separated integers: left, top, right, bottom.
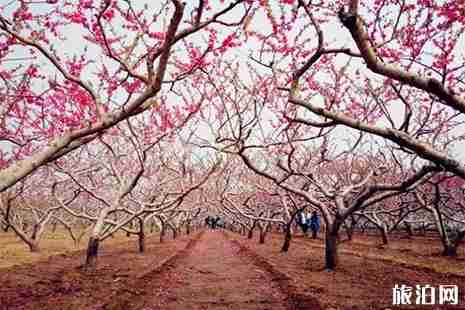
204, 211, 320, 237
297, 210, 320, 239
205, 215, 223, 229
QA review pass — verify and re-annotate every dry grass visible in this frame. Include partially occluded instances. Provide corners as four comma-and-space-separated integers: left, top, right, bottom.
0, 228, 138, 269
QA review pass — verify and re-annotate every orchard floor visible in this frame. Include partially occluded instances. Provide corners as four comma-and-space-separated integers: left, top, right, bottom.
0, 230, 465, 309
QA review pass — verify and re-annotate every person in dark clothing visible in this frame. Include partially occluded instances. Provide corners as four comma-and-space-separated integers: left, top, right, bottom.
308, 211, 320, 239
214, 216, 220, 229
296, 211, 309, 234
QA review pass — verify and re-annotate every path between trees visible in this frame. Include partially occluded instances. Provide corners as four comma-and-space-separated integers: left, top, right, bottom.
112, 230, 292, 309
1, 230, 322, 309
3, 230, 465, 309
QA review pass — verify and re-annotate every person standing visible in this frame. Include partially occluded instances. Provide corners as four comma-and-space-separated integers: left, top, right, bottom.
297, 211, 309, 234
309, 211, 320, 239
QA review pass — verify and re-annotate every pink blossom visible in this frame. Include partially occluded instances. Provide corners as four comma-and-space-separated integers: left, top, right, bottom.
124, 80, 142, 93
67, 12, 87, 24
149, 32, 165, 40
13, 9, 33, 21
219, 33, 239, 53
103, 9, 115, 21
26, 66, 38, 78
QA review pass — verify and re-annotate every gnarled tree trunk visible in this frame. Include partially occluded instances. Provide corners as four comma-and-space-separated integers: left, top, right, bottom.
85, 214, 107, 268
247, 226, 255, 239
404, 222, 413, 238
281, 223, 292, 252
259, 226, 266, 244
324, 218, 342, 270
138, 218, 145, 253
85, 236, 100, 268
186, 221, 191, 235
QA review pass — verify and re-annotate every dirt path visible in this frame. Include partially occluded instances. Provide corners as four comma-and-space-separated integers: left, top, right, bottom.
120, 230, 290, 310
3, 229, 465, 309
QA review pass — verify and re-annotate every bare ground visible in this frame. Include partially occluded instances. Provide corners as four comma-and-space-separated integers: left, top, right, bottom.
1, 230, 465, 309
226, 231, 465, 309
0, 232, 195, 309
108, 230, 290, 310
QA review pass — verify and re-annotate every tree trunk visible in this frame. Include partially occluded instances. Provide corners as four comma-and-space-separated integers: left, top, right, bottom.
428, 204, 461, 257
247, 227, 254, 239
28, 240, 40, 252
381, 225, 388, 245
325, 221, 341, 270
442, 231, 464, 257
160, 223, 165, 243
3, 205, 11, 232
186, 222, 191, 235
325, 231, 338, 270
28, 224, 42, 252
138, 219, 145, 253
344, 223, 353, 241
442, 244, 458, 256
85, 236, 100, 268
420, 222, 426, 236
31, 223, 39, 240
259, 228, 265, 244
404, 222, 413, 238
281, 223, 292, 252
126, 222, 131, 237
138, 229, 145, 253
374, 222, 388, 245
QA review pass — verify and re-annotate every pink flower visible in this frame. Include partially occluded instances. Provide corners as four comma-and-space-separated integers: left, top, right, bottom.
67, 12, 87, 24
103, 9, 115, 21
149, 32, 165, 40
13, 9, 33, 21
80, 0, 93, 9
0, 71, 11, 79
26, 66, 38, 78
218, 33, 239, 53
124, 79, 142, 93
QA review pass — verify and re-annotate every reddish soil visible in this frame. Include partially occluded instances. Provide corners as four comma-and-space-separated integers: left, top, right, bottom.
227, 231, 465, 309
0, 232, 197, 309
109, 230, 290, 309
2, 229, 465, 310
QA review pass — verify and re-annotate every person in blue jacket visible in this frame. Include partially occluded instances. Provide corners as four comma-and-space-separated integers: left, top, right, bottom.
308, 211, 320, 239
